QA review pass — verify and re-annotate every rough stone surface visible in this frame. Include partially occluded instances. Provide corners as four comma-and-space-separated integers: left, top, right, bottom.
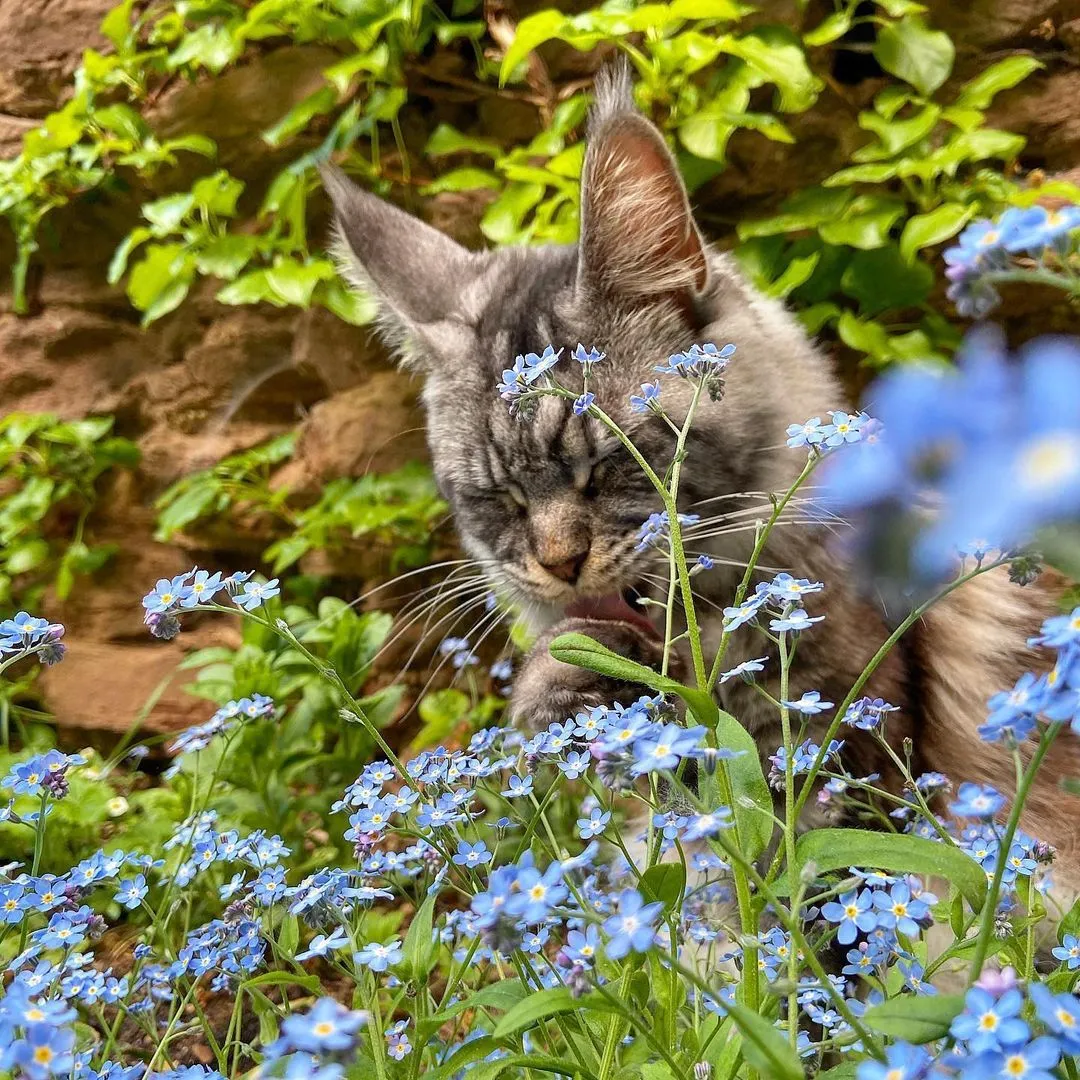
1, 0, 1079, 738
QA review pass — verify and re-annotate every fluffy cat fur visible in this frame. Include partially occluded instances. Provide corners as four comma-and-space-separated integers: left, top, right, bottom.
322, 66, 1080, 903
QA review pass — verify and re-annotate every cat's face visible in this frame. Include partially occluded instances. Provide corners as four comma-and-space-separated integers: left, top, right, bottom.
323, 69, 830, 631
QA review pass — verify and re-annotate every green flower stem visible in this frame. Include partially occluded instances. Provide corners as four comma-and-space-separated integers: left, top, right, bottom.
777, 627, 800, 1051
710, 828, 888, 1062
705, 453, 820, 692
967, 721, 1062, 979
767, 558, 1005, 886
598, 967, 632, 1080
17, 790, 49, 955
558, 388, 709, 687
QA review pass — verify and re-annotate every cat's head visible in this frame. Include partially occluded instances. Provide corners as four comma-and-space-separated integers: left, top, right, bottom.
323, 67, 833, 632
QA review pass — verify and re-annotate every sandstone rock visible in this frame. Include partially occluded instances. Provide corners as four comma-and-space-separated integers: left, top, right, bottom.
39, 638, 220, 737
928, 0, 1080, 52
289, 371, 428, 487
0, 0, 111, 116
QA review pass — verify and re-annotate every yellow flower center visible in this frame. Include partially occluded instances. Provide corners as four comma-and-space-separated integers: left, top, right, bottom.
1017, 433, 1080, 489
34, 1048, 55, 1065
314, 1022, 334, 1036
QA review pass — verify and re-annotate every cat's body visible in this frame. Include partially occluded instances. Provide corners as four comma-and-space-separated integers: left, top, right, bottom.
323, 67, 1080, 899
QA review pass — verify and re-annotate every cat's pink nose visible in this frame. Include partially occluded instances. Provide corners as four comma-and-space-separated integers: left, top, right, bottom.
541, 549, 589, 584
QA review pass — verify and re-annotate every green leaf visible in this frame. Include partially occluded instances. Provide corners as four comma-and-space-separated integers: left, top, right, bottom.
493, 986, 620, 1039
499, 11, 573, 84
421, 167, 501, 195
126, 244, 195, 324
216, 269, 272, 306
765, 253, 819, 298
317, 278, 377, 326
738, 187, 851, 239
818, 196, 906, 249
899, 203, 975, 262
723, 27, 823, 112
108, 228, 152, 285
425, 123, 502, 158
195, 235, 259, 279
6, 539, 49, 575
403, 894, 437, 981
278, 913, 299, 953
873, 16, 954, 97
842, 245, 933, 315
804, 9, 853, 46
862, 993, 965, 1043
142, 193, 195, 234
823, 163, 900, 187
263, 86, 338, 148
789, 829, 988, 910
264, 259, 335, 307
422, 1038, 502, 1080
463, 1056, 589, 1080
548, 632, 773, 859
956, 56, 1041, 110
640, 863, 686, 915
167, 23, 240, 73
721, 1000, 803, 1080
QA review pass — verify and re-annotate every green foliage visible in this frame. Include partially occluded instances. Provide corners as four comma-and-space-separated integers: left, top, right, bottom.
738, 43, 1040, 366
155, 434, 447, 574
0, 412, 139, 609
2, 0, 1044, 377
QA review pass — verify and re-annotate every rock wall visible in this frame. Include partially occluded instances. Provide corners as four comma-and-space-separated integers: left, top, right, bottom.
2, 0, 1079, 740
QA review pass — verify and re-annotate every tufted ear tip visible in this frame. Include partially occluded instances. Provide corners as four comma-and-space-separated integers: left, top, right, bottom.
577, 69, 709, 305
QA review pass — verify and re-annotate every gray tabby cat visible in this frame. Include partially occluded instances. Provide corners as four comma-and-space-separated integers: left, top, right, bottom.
322, 67, 1080, 897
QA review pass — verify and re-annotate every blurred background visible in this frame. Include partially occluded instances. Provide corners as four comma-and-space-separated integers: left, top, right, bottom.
2, 0, 1079, 862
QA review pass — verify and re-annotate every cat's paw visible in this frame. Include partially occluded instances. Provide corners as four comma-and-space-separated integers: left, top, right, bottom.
509, 616, 678, 733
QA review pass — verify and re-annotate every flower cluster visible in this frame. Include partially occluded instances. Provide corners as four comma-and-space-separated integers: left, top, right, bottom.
944, 203, 1080, 317
822, 327, 1080, 576
142, 568, 279, 639
635, 509, 701, 551
785, 410, 878, 451
0, 611, 65, 666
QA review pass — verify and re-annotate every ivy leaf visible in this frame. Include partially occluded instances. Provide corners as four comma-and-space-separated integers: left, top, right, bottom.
425, 123, 502, 158
899, 204, 975, 263
818, 196, 906, 249
804, 9, 852, 46
873, 16, 954, 97
723, 27, 823, 113
862, 994, 965, 1043
263, 86, 338, 148
956, 56, 1041, 110
142, 193, 196, 234
195, 235, 259, 279
167, 23, 240, 73
842, 246, 932, 315
421, 168, 501, 195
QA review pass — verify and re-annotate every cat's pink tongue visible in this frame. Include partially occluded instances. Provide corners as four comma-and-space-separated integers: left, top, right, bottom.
565, 593, 657, 638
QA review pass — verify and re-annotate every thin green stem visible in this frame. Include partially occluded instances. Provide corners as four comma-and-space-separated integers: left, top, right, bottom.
706, 454, 820, 692
967, 722, 1061, 978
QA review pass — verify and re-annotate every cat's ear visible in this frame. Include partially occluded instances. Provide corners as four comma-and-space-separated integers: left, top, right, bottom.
320, 164, 476, 352
577, 67, 709, 306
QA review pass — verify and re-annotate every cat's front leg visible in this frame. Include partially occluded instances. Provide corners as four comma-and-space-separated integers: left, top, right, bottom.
509, 616, 681, 734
